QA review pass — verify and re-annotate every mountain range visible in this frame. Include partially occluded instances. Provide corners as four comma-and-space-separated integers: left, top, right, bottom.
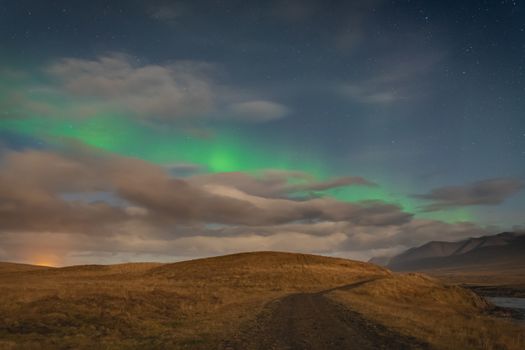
370, 232, 525, 272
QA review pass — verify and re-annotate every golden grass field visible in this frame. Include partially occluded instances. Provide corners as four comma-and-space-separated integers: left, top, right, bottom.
328, 273, 524, 350
421, 265, 525, 296
0, 252, 523, 349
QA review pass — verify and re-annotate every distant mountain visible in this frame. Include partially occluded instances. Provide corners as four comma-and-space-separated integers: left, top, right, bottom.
368, 256, 392, 266
370, 232, 525, 271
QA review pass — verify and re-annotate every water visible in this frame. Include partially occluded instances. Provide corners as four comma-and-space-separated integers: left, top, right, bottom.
488, 297, 525, 322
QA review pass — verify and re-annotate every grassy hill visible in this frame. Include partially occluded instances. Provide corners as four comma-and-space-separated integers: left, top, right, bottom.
0, 252, 522, 349
0, 262, 52, 274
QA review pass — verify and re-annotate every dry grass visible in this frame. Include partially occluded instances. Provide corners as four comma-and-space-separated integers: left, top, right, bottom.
0, 263, 50, 274
0, 252, 389, 349
425, 268, 525, 290
328, 273, 525, 350
1, 253, 523, 349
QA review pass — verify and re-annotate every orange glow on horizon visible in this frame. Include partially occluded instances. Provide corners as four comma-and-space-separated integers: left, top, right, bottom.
32, 254, 61, 267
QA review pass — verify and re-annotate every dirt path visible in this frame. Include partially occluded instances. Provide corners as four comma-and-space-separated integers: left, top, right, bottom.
220, 282, 429, 350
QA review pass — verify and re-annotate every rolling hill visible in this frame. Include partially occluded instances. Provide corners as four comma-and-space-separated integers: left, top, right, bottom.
0, 251, 523, 349
0, 262, 53, 274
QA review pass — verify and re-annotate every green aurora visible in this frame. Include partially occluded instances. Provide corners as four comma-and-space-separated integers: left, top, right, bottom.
0, 114, 473, 223
0, 70, 473, 222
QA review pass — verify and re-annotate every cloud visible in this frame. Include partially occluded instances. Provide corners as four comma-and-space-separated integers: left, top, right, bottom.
2, 54, 290, 123
285, 175, 377, 193
206, 183, 412, 226
47, 54, 217, 120
340, 85, 399, 104
0, 150, 127, 233
229, 100, 289, 121
189, 170, 376, 198
0, 216, 493, 266
0, 147, 507, 266
333, 0, 388, 52
163, 162, 203, 177
0, 149, 408, 233
339, 50, 444, 105
336, 219, 497, 261
338, 219, 495, 255
415, 178, 524, 211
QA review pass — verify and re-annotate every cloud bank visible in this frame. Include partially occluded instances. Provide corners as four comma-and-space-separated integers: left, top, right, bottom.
415, 178, 524, 211
0, 147, 499, 265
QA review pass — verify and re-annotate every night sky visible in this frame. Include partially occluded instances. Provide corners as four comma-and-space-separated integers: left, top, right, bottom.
0, 0, 524, 266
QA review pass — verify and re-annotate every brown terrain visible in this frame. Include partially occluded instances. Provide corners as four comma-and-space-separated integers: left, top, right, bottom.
0, 252, 523, 349
220, 280, 429, 350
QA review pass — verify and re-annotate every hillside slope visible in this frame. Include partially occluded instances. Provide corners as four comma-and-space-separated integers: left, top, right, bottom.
0, 252, 389, 349
0, 262, 53, 274
0, 252, 522, 350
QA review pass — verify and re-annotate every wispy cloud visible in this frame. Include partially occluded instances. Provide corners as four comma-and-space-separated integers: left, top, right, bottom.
190, 170, 376, 199
229, 100, 290, 122
415, 178, 524, 211
339, 50, 445, 105
2, 54, 291, 123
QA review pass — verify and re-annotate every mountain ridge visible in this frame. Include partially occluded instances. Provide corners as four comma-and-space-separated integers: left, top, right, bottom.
370, 231, 525, 271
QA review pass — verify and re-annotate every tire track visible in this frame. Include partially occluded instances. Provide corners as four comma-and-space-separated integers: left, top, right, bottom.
220, 281, 430, 350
